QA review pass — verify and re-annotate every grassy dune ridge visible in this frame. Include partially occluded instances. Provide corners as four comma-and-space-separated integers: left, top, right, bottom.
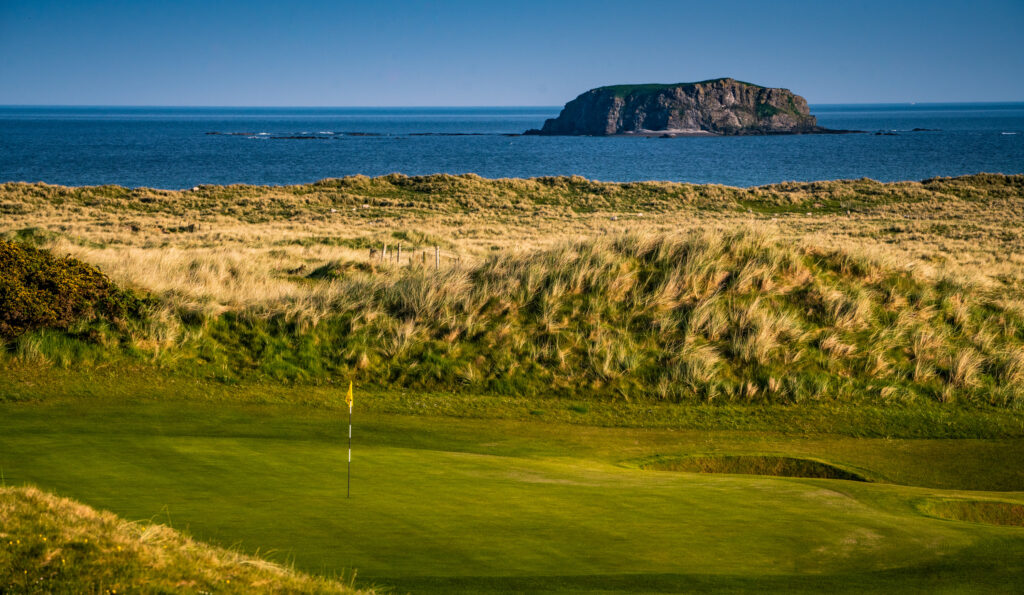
0, 486, 369, 594
3, 174, 1024, 406
178, 230, 1024, 404
4, 171, 1021, 215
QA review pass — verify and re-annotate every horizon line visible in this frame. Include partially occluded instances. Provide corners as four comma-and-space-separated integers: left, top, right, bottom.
2, 101, 1024, 109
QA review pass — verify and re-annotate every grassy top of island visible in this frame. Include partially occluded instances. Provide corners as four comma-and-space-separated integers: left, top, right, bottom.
595, 78, 767, 98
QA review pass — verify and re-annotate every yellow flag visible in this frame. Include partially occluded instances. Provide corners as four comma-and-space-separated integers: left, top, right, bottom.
346, 380, 353, 408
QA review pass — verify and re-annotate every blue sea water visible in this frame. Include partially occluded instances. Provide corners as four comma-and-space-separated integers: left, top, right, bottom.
0, 104, 1021, 189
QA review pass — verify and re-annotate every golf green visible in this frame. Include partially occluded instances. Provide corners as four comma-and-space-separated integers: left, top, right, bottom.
2, 397, 1023, 593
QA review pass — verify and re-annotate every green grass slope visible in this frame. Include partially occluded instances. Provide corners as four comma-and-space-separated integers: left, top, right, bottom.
0, 486, 370, 594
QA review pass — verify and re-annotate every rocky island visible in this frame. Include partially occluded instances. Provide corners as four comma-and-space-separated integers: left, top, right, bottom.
526, 78, 847, 136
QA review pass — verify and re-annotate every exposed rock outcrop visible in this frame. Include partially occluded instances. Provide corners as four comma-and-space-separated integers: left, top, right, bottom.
526, 78, 845, 136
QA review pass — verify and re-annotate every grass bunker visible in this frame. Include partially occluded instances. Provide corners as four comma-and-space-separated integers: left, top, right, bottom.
639, 455, 870, 481
918, 498, 1024, 527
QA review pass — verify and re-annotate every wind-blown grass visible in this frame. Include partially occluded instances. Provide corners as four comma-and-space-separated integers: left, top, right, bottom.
5, 173, 1024, 313
5, 227, 1024, 407
3, 173, 1024, 406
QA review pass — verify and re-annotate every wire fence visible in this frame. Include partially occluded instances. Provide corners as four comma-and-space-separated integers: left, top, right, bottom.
368, 243, 466, 270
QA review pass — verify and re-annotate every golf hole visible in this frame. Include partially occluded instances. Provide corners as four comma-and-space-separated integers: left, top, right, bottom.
918, 498, 1024, 527
639, 455, 870, 482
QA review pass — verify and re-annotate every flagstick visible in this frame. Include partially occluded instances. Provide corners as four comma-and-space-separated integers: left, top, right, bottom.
347, 401, 352, 499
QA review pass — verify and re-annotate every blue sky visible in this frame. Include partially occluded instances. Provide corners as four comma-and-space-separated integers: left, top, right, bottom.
1, 0, 1022, 106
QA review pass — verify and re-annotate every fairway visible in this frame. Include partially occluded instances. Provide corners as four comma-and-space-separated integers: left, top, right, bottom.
2, 396, 1023, 593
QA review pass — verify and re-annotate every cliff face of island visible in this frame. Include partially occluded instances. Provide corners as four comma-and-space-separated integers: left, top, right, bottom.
528, 78, 834, 136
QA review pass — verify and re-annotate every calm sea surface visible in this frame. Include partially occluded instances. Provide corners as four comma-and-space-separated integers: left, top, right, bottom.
1, 104, 1021, 188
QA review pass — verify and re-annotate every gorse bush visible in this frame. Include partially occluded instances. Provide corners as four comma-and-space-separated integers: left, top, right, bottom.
0, 239, 151, 339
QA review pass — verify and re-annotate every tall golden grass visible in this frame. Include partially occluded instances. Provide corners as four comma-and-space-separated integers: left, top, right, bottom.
2, 174, 1023, 404
4, 173, 1023, 314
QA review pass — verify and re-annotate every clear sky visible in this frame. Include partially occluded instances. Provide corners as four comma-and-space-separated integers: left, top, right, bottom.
1, 0, 1022, 106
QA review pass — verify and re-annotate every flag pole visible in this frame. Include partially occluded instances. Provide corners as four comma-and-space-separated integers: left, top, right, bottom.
346, 380, 353, 499
347, 400, 352, 499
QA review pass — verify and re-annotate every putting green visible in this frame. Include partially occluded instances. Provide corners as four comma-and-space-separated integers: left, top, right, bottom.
1, 398, 1023, 593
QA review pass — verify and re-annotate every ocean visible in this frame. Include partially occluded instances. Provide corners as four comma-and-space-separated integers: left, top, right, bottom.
0, 103, 1021, 189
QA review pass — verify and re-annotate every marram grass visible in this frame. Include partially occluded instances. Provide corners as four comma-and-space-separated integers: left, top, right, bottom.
5, 228, 1024, 407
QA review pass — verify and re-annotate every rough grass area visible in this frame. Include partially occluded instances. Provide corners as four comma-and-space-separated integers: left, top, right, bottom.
8, 228, 1024, 407
919, 498, 1024, 527
0, 486, 369, 594
639, 455, 869, 481
3, 173, 1024, 407
4, 172, 1020, 218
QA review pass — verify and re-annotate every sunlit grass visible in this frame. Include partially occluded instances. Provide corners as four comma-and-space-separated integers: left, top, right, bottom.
3, 174, 1024, 406
0, 486, 370, 594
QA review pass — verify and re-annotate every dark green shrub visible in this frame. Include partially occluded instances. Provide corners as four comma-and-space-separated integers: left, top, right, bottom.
0, 240, 151, 338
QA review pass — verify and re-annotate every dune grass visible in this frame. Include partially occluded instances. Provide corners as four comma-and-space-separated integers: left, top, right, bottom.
0, 486, 370, 594
5, 227, 1024, 408
4, 173, 1024, 312
4, 175, 1024, 406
